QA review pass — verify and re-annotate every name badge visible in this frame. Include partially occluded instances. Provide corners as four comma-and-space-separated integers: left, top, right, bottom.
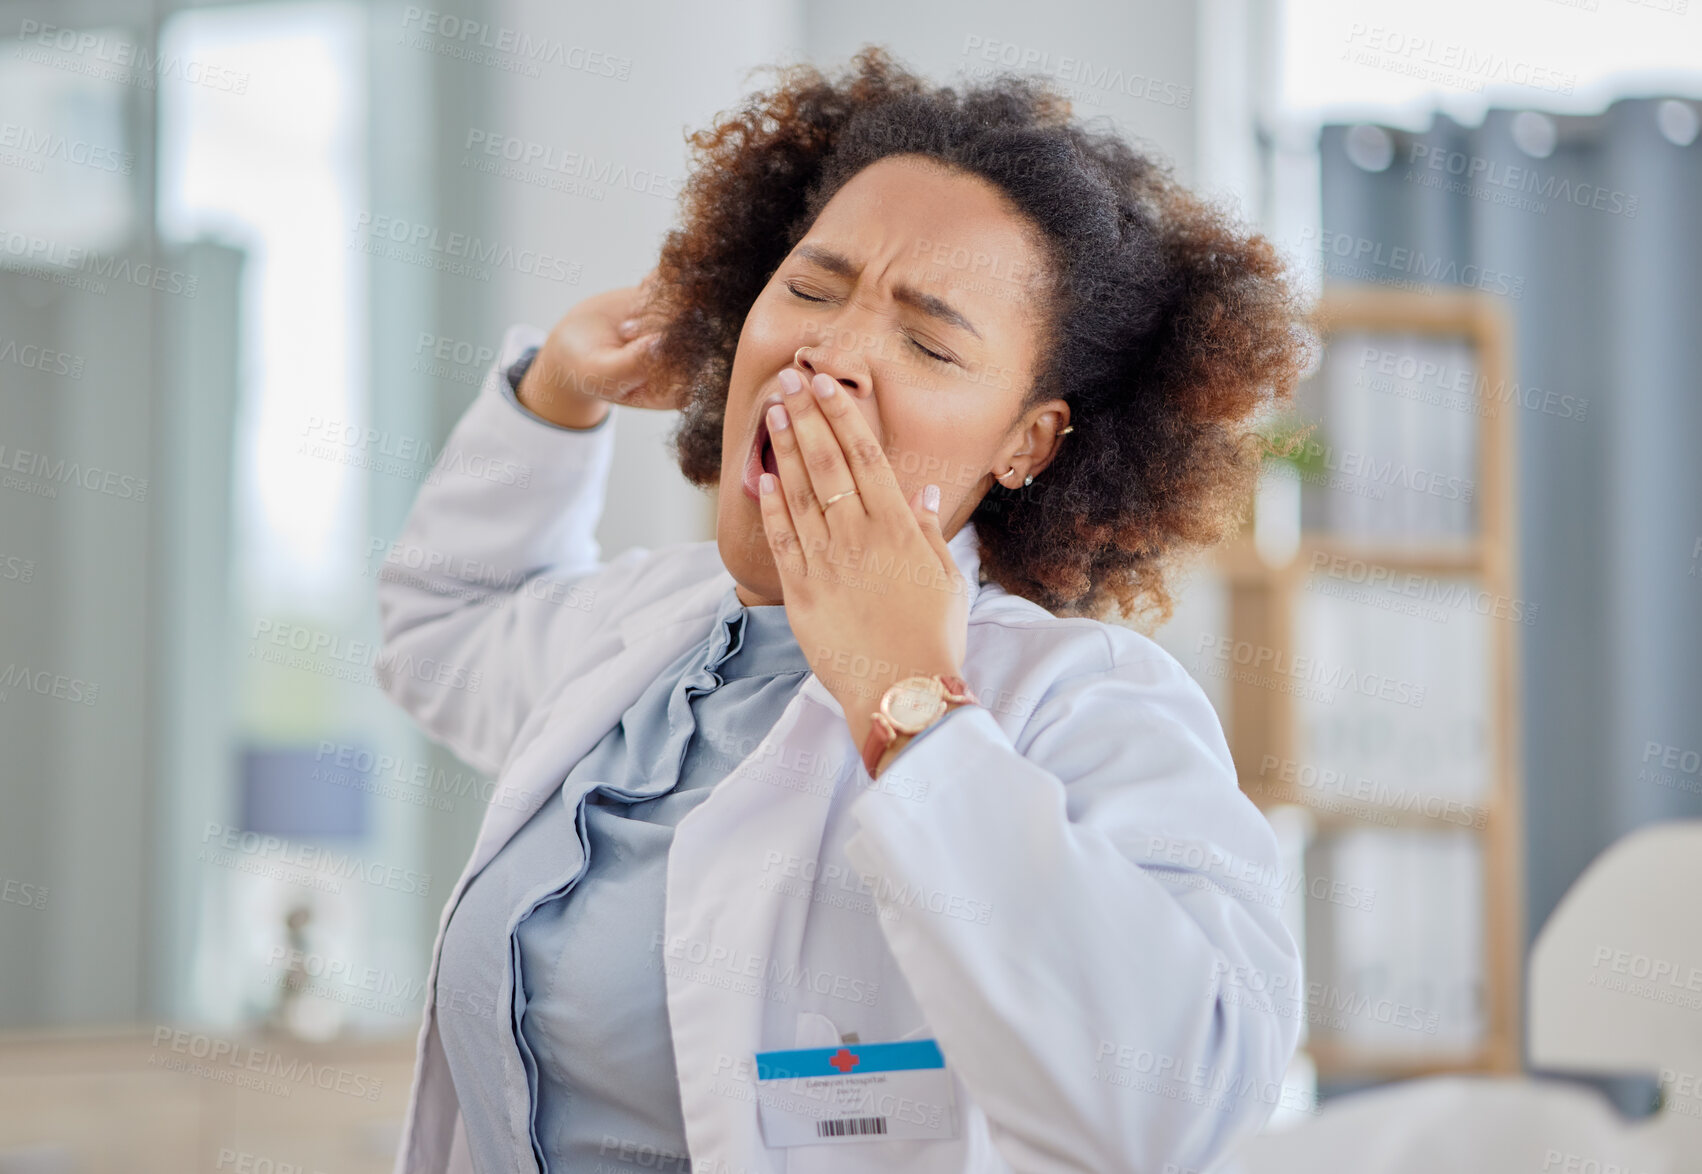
753, 1039, 959, 1147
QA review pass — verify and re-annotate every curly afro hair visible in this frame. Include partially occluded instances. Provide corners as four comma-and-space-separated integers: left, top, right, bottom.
648, 45, 1310, 625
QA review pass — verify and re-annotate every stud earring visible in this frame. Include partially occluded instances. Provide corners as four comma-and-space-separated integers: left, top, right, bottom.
1002, 467, 1034, 488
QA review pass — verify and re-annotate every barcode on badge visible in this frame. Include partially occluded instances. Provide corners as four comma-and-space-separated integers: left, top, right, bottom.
817, 1117, 888, 1138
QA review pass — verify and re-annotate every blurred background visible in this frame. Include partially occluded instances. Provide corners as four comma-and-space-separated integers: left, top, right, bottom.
0, 0, 1698, 1171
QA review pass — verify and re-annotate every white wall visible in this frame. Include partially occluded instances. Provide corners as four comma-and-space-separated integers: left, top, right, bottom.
808, 0, 1198, 182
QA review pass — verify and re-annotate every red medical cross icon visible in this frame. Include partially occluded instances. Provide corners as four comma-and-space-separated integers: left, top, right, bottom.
829, 1047, 861, 1074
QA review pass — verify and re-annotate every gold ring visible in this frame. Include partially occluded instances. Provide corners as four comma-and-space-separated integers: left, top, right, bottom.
821, 488, 860, 509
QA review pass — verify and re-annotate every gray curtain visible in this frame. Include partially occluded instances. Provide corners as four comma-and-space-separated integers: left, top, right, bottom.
1317, 97, 1702, 1083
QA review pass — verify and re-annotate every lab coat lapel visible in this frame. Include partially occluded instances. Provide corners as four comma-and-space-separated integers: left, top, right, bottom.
459, 569, 734, 885
663, 664, 849, 1174
663, 523, 986, 1173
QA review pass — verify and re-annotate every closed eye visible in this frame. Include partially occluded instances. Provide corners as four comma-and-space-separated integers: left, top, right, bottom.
907, 336, 954, 364
786, 282, 958, 366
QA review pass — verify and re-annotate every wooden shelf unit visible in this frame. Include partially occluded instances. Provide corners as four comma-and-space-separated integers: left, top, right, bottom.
1216, 286, 1527, 1082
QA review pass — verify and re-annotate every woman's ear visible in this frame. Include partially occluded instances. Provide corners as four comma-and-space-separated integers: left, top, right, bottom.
995, 402, 1071, 485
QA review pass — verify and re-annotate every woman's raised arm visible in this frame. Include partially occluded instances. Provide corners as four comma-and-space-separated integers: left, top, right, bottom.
374, 281, 679, 776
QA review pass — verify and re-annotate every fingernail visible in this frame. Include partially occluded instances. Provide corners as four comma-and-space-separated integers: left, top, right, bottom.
923, 484, 940, 513
767, 403, 790, 431
760, 473, 776, 495
777, 368, 803, 395
811, 373, 838, 398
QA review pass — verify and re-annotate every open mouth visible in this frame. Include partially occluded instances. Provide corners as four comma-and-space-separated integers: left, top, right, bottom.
741, 405, 782, 501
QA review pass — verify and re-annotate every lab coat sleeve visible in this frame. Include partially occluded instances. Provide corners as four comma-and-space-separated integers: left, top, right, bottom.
373, 322, 633, 777
841, 626, 1303, 1174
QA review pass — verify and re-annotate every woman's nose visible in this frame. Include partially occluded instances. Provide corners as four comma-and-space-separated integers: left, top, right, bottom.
793, 346, 867, 397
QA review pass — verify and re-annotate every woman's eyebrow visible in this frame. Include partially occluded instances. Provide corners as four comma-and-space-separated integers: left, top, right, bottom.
795, 243, 983, 340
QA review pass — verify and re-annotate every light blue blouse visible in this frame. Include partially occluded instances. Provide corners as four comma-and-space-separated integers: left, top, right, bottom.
435, 583, 815, 1173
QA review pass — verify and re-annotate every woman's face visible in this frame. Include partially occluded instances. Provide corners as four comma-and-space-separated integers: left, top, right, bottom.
716, 154, 1066, 606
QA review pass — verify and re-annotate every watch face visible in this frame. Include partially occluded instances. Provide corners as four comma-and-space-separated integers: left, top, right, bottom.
886, 679, 944, 733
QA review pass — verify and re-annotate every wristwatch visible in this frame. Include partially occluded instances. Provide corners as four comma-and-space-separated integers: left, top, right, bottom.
860, 673, 979, 778
505, 345, 541, 391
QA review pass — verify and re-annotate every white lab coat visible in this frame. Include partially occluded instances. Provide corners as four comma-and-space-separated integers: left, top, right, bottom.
376, 324, 1302, 1174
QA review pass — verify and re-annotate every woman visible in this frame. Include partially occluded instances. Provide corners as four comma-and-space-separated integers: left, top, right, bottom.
377, 46, 1309, 1174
